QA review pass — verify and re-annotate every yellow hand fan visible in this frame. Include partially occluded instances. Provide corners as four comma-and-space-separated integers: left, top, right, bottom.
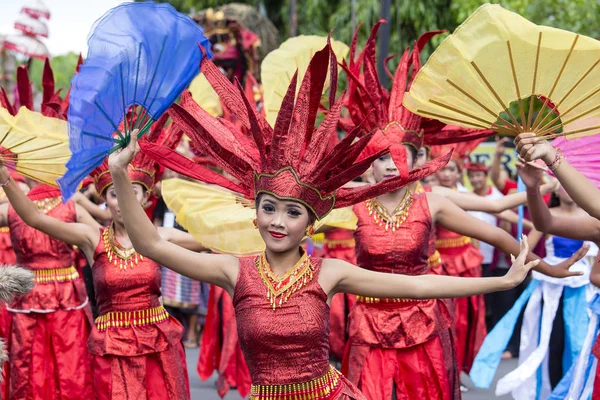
261, 36, 350, 126
162, 178, 358, 256
187, 74, 223, 117
403, 4, 600, 139
0, 107, 70, 185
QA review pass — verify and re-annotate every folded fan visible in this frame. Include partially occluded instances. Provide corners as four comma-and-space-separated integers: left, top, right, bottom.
58, 2, 212, 200
403, 4, 600, 140
0, 107, 70, 185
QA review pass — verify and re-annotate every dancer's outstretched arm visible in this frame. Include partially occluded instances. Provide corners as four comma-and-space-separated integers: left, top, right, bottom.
517, 160, 600, 242
323, 235, 537, 299
108, 133, 238, 293
516, 132, 600, 220
428, 192, 587, 278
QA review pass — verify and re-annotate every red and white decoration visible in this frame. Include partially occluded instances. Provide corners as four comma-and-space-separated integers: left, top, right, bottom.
3, 0, 51, 59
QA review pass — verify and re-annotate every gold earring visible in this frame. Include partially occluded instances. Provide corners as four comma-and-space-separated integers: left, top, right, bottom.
305, 225, 315, 237
252, 218, 258, 229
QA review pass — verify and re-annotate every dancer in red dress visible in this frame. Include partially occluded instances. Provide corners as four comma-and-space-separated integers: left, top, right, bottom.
0, 128, 205, 399
112, 41, 555, 400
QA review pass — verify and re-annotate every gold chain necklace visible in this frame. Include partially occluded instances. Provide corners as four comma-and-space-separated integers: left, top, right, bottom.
256, 251, 315, 310
102, 223, 144, 271
366, 190, 413, 232
34, 197, 62, 214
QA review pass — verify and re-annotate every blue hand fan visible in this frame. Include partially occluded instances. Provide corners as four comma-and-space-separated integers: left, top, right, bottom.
58, 2, 212, 200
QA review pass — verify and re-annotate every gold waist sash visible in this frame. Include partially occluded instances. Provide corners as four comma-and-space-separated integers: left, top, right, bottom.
95, 305, 169, 331
34, 266, 79, 284
250, 365, 342, 400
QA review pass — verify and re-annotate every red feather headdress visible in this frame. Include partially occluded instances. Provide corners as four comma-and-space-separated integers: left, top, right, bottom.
140, 39, 450, 220
342, 23, 494, 173
429, 138, 487, 170
91, 115, 181, 195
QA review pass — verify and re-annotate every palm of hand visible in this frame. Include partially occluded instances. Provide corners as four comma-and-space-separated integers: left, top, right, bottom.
518, 165, 542, 188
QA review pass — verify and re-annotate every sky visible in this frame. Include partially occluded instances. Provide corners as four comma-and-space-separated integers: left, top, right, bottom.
0, 0, 130, 56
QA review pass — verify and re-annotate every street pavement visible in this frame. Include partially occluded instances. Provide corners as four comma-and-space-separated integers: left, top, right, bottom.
185, 346, 517, 399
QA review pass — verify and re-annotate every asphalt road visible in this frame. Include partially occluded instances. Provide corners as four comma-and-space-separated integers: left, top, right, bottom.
185, 346, 517, 399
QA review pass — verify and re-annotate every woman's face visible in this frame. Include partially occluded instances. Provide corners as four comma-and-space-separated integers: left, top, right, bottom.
414, 147, 428, 168
104, 183, 149, 225
371, 145, 415, 183
436, 160, 460, 188
257, 194, 312, 253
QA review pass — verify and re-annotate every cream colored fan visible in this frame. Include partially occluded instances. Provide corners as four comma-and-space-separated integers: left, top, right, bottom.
403, 4, 600, 139
187, 74, 223, 117
261, 36, 349, 126
0, 107, 70, 185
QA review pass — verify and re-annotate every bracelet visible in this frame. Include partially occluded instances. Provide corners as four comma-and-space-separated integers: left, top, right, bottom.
546, 148, 564, 172
0, 176, 10, 189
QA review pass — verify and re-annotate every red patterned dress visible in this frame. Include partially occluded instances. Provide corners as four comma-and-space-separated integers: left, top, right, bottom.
435, 225, 486, 374
6, 185, 93, 400
90, 225, 189, 399
344, 191, 459, 400
234, 251, 365, 399
323, 228, 357, 361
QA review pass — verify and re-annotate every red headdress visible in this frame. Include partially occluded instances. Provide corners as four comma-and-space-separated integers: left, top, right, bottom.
429, 138, 487, 170
0, 56, 83, 119
342, 23, 494, 175
90, 116, 182, 195
140, 40, 451, 220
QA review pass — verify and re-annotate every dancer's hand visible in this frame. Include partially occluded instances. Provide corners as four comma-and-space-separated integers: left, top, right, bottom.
515, 132, 556, 164
503, 235, 540, 288
109, 129, 139, 171
495, 136, 509, 156
542, 243, 589, 278
516, 160, 543, 189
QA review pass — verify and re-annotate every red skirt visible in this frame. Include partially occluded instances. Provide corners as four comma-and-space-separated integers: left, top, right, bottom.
197, 285, 251, 398
343, 331, 459, 400
329, 293, 356, 361
8, 308, 94, 400
92, 341, 189, 400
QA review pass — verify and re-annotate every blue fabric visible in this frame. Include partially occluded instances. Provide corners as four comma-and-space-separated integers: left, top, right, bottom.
470, 280, 540, 388
563, 286, 590, 373
517, 175, 525, 238
553, 236, 585, 258
549, 294, 598, 400
58, 1, 212, 200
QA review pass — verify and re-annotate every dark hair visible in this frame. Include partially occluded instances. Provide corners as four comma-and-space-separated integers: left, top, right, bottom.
406, 146, 418, 163
255, 193, 317, 226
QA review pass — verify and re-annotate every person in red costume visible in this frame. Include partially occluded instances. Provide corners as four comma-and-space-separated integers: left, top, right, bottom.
0, 128, 206, 399
113, 41, 574, 400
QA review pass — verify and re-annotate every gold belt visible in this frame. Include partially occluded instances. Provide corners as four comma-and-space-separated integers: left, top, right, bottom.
95, 305, 169, 331
356, 296, 427, 304
0, 227, 8, 233
428, 250, 442, 267
250, 365, 342, 400
34, 266, 79, 284
435, 236, 471, 249
324, 238, 355, 249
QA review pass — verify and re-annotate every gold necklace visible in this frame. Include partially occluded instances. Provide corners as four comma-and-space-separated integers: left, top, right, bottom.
366, 190, 413, 232
102, 223, 144, 270
34, 197, 62, 214
256, 251, 315, 310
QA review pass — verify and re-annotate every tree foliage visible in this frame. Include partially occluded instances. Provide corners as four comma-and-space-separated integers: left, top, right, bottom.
28, 53, 81, 94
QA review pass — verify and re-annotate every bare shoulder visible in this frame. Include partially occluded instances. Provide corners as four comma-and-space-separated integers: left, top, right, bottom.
425, 191, 444, 214
319, 258, 355, 295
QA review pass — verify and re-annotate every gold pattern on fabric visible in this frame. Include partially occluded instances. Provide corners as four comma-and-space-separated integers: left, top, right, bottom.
95, 305, 169, 331
356, 296, 427, 304
249, 365, 342, 400
102, 223, 144, 270
34, 265, 79, 284
34, 197, 61, 214
256, 251, 315, 310
435, 236, 472, 249
365, 190, 413, 232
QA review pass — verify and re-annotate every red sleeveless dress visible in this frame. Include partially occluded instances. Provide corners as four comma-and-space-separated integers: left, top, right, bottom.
234, 254, 365, 399
90, 226, 189, 400
435, 224, 486, 374
6, 185, 93, 400
322, 228, 357, 362
344, 192, 458, 400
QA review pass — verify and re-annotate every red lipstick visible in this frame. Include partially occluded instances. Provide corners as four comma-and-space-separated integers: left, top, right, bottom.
269, 231, 286, 239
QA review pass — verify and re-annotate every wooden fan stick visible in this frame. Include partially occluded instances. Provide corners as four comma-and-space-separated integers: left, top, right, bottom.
417, 109, 514, 136
0, 128, 13, 146
82, 130, 113, 142
542, 124, 600, 140
537, 84, 600, 134
11, 142, 64, 156
527, 32, 543, 130
5, 137, 36, 152
506, 40, 527, 130
429, 100, 495, 126
531, 35, 579, 132
446, 79, 517, 130
95, 100, 126, 142
470, 61, 521, 132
